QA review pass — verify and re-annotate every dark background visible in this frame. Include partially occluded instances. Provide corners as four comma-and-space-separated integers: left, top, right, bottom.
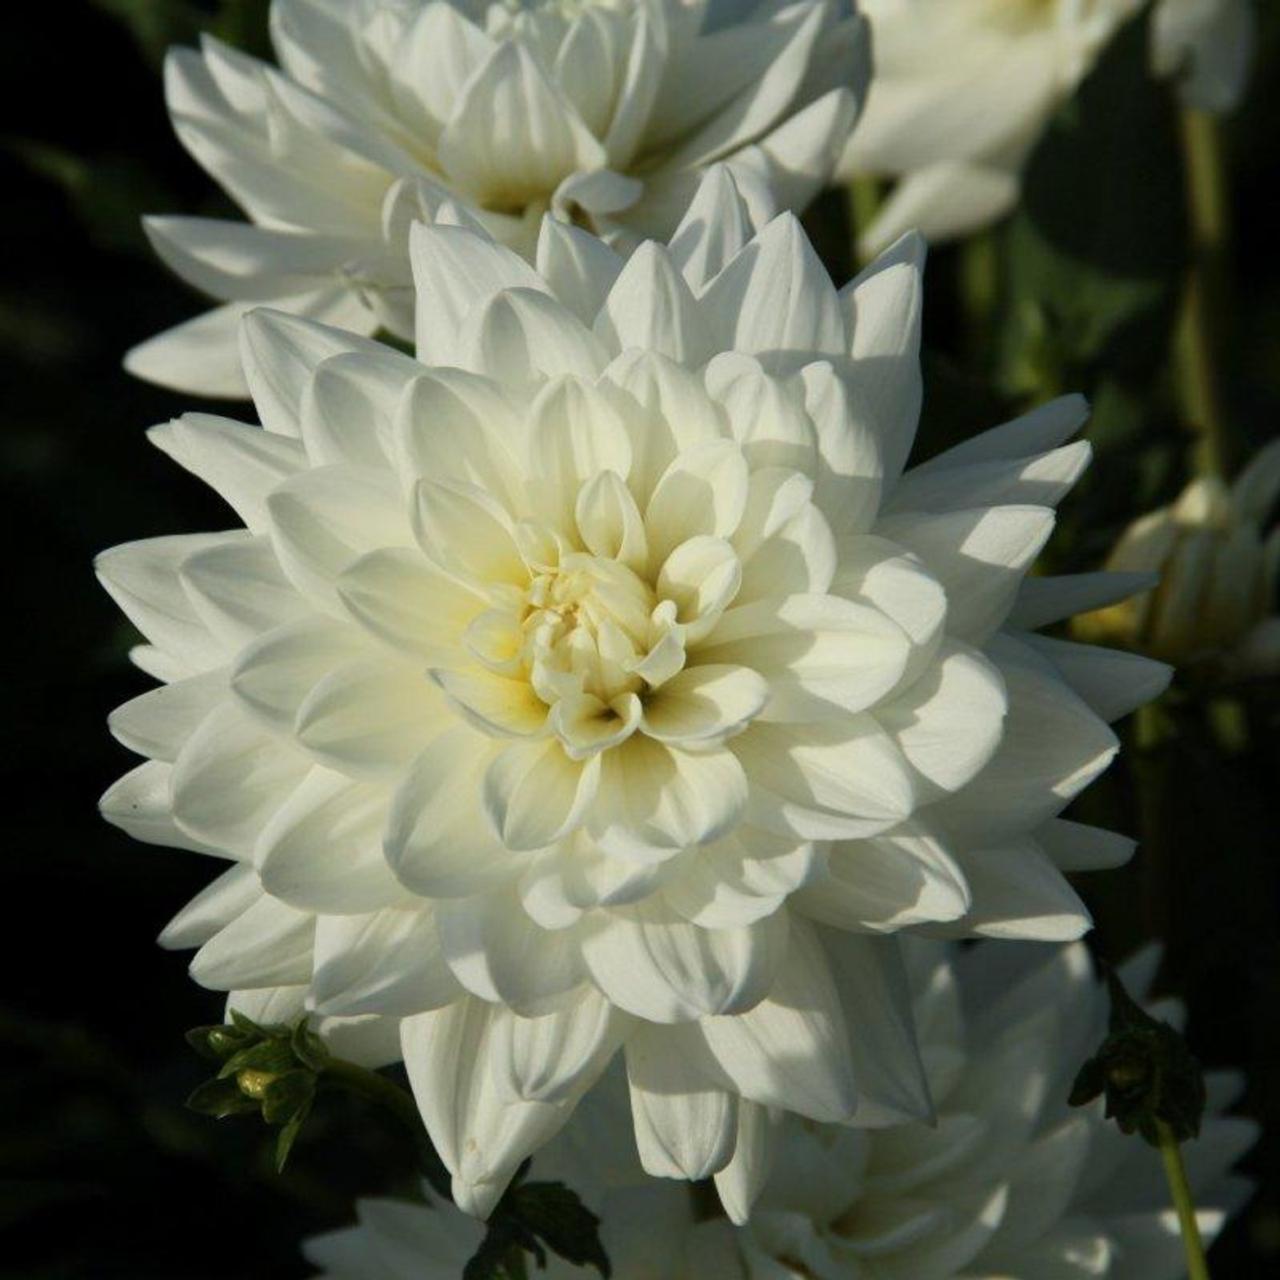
1, 2, 1277, 1274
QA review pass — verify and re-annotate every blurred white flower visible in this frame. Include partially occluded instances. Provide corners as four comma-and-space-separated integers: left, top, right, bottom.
302, 942, 1256, 1278
125, 0, 868, 397
839, 0, 1142, 257
99, 168, 1168, 1216
1075, 442, 1280, 677
1151, 0, 1255, 112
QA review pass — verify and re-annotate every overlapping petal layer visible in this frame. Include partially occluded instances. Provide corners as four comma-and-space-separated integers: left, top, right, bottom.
100, 168, 1168, 1215
300, 941, 1255, 1278
128, 0, 869, 394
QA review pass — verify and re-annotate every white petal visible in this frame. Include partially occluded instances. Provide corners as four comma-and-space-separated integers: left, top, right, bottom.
734, 718, 919, 840
795, 822, 970, 933
641, 664, 768, 743
875, 639, 1007, 797
409, 221, 548, 366
437, 42, 604, 207
800, 361, 884, 536
1008, 570, 1159, 630
312, 908, 462, 1017
1019, 634, 1172, 723
490, 987, 628, 1104
702, 213, 844, 371
816, 927, 932, 1127
159, 863, 261, 949
933, 636, 1119, 843
337, 546, 486, 663
385, 728, 513, 897
527, 375, 633, 529
228, 612, 361, 730
627, 1024, 737, 1180
295, 655, 438, 776
171, 704, 311, 856
595, 242, 710, 365
483, 739, 599, 852
581, 897, 789, 1022
703, 594, 910, 721
239, 308, 387, 438
714, 1100, 779, 1224
393, 367, 523, 503
952, 839, 1093, 941
179, 534, 309, 648
267, 464, 414, 612
401, 1000, 575, 1216
458, 288, 607, 391
1036, 818, 1136, 873
591, 737, 748, 860
254, 767, 408, 913
109, 669, 226, 763
837, 232, 925, 482
699, 917, 857, 1123
644, 440, 750, 571
298, 349, 421, 469
189, 894, 314, 990
149, 413, 306, 532
876, 505, 1055, 644
99, 760, 225, 855
914, 394, 1090, 475
535, 216, 625, 326
96, 534, 231, 673
669, 166, 756, 294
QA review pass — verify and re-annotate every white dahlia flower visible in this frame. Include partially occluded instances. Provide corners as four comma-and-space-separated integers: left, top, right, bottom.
99, 168, 1169, 1216
302, 942, 1256, 1279
1151, 0, 1255, 113
1074, 441, 1280, 677
838, 0, 1142, 257
125, 0, 868, 397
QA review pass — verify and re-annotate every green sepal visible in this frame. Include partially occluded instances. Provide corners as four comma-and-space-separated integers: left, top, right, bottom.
185, 1077, 260, 1119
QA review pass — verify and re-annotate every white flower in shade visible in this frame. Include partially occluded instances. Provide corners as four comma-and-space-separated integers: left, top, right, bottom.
838, 0, 1142, 257
1151, 0, 1255, 112
1074, 442, 1280, 678
99, 168, 1170, 1217
301, 942, 1256, 1280
125, 0, 869, 397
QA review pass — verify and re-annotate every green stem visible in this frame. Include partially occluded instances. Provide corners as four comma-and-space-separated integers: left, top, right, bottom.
1156, 1119, 1212, 1280
322, 1058, 449, 1195
960, 232, 999, 370
845, 177, 882, 269
1177, 107, 1232, 478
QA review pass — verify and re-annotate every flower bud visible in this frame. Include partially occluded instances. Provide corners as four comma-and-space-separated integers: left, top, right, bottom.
1075, 442, 1280, 675
235, 1068, 281, 1100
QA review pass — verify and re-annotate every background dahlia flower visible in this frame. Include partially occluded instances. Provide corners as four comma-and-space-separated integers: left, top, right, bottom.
1151, 0, 1255, 112
302, 941, 1256, 1278
125, 0, 868, 397
839, 0, 1144, 257
1074, 440, 1280, 678
99, 167, 1170, 1217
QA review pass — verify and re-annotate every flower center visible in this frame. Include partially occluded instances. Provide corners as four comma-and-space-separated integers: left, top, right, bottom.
523, 553, 657, 707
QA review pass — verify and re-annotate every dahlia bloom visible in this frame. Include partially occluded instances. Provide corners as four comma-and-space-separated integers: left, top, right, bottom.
1151, 0, 1255, 112
125, 0, 868, 396
1074, 442, 1280, 677
839, 0, 1142, 257
99, 168, 1169, 1216
302, 942, 1256, 1278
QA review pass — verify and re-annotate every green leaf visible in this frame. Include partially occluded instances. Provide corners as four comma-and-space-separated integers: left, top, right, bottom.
513, 1181, 611, 1277
216, 1037, 298, 1081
